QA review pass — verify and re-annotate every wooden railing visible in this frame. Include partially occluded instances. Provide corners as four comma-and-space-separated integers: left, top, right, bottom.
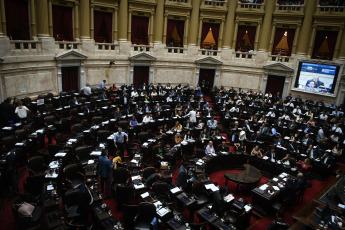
275, 4, 304, 12
132, 45, 153, 52
234, 52, 256, 59
270, 55, 291, 62
316, 6, 345, 15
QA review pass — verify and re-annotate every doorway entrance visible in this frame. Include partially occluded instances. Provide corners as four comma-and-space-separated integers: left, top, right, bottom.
61, 66, 79, 92
265, 75, 285, 96
199, 68, 215, 95
133, 66, 149, 89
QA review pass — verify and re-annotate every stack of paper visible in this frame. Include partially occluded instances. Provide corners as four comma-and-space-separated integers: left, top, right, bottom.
131, 159, 139, 164
141, 192, 150, 198
224, 194, 234, 203
131, 175, 141, 181
47, 185, 54, 191
134, 184, 145, 189
55, 152, 66, 157
90, 151, 102, 156
157, 207, 169, 217
259, 184, 269, 190
88, 160, 95, 165
170, 187, 181, 194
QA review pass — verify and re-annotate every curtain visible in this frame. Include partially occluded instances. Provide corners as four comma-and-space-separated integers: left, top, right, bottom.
272, 28, 295, 56
200, 23, 220, 49
312, 30, 338, 60
52, 5, 73, 41
133, 66, 149, 88
94, 11, 113, 43
166, 19, 185, 47
265, 75, 285, 96
131, 16, 149, 45
62, 67, 79, 92
236, 26, 256, 52
5, 0, 30, 40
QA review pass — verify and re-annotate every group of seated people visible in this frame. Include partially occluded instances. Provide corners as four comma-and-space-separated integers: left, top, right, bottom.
319, 0, 345, 6
277, 0, 303, 5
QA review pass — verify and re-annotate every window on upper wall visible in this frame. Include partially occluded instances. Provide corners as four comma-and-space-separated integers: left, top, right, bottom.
94, 11, 113, 43
52, 5, 74, 41
166, 19, 185, 47
272, 28, 295, 56
131, 15, 149, 45
200, 23, 220, 50
235, 26, 256, 52
5, 0, 30, 40
312, 30, 338, 60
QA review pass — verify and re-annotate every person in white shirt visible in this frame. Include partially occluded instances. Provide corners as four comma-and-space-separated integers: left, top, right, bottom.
282, 112, 290, 121
15, 102, 29, 119
332, 123, 343, 134
207, 117, 218, 130
131, 89, 139, 97
266, 109, 276, 118
230, 106, 239, 113
292, 106, 302, 115
166, 95, 173, 102
185, 108, 197, 123
286, 100, 294, 108
319, 111, 328, 121
81, 83, 92, 95
142, 114, 152, 123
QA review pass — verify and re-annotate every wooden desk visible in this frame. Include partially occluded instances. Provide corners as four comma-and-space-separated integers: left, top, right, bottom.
224, 164, 261, 193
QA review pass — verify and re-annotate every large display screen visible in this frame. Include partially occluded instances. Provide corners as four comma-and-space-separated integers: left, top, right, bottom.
294, 62, 340, 94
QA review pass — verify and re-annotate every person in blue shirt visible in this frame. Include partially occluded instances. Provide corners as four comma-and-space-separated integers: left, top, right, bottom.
98, 151, 114, 199
99, 79, 107, 91
114, 128, 129, 156
100, 91, 107, 100
129, 115, 138, 127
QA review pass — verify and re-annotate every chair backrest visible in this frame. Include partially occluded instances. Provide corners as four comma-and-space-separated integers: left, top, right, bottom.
28, 156, 44, 171
97, 130, 110, 142
75, 146, 90, 161
142, 167, 156, 180
190, 222, 207, 230
79, 97, 87, 104
15, 129, 28, 141
24, 173, 45, 195
192, 181, 207, 196
113, 167, 129, 184
63, 164, 82, 179
138, 132, 148, 143
92, 116, 103, 125
116, 185, 134, 206
123, 204, 139, 229
72, 123, 83, 134
2, 135, 16, 149
118, 120, 129, 129
63, 189, 80, 208
44, 115, 56, 125
138, 202, 156, 221
152, 181, 169, 196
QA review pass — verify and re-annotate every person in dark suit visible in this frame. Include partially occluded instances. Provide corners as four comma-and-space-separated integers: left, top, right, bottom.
177, 162, 188, 191
279, 178, 296, 201
144, 173, 162, 189
267, 209, 289, 230
211, 186, 228, 217
142, 104, 151, 113
77, 179, 94, 226
273, 137, 285, 147
6, 151, 19, 193
301, 133, 313, 146
306, 76, 324, 88
321, 151, 334, 168
266, 148, 280, 162
98, 151, 114, 199
0, 97, 15, 126
295, 173, 306, 192
120, 93, 129, 106
183, 119, 194, 129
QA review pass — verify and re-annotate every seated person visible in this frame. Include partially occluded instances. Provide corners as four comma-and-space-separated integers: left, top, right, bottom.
145, 172, 162, 189
112, 150, 123, 170
296, 158, 311, 174
184, 130, 193, 140
273, 137, 285, 147
100, 91, 107, 100
281, 154, 292, 167
200, 128, 209, 139
196, 120, 205, 129
142, 114, 152, 123
154, 142, 166, 161
266, 147, 280, 162
235, 141, 247, 154
321, 151, 334, 168
129, 115, 138, 127
295, 173, 306, 192
171, 121, 183, 132
251, 145, 263, 158
218, 141, 229, 152
70, 96, 79, 106
207, 117, 218, 130
205, 141, 216, 157
267, 209, 289, 230
175, 133, 182, 145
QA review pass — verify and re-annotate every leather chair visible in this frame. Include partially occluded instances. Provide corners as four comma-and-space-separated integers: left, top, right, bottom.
97, 129, 110, 142
79, 97, 87, 104
28, 156, 46, 176
92, 116, 103, 125
75, 146, 91, 165
91, 88, 100, 94
142, 167, 156, 181
63, 189, 87, 229
63, 164, 84, 189
23, 173, 45, 202
12, 196, 42, 229
133, 202, 156, 230
2, 135, 16, 150
114, 185, 134, 208
152, 181, 170, 202
72, 123, 84, 137
123, 204, 139, 230
112, 167, 130, 186
15, 129, 28, 142
118, 120, 129, 130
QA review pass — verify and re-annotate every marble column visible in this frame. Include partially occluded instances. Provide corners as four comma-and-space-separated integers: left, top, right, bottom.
30, 0, 37, 37
0, 0, 3, 37
254, 22, 261, 51
154, 0, 164, 44
258, 0, 275, 51
127, 10, 132, 42
232, 21, 239, 49
80, 0, 90, 39
90, 3, 94, 39
48, 0, 53, 36
268, 23, 276, 53
118, 0, 128, 41
74, 3, 80, 39
162, 14, 168, 45
296, 0, 317, 55
338, 29, 345, 59
197, 18, 203, 47
36, 0, 50, 37
333, 27, 343, 58
222, 0, 237, 49
149, 12, 154, 44
218, 19, 225, 48
307, 26, 317, 57
188, 0, 201, 46
184, 16, 189, 46
113, 8, 118, 42
0, 0, 6, 36
291, 24, 300, 54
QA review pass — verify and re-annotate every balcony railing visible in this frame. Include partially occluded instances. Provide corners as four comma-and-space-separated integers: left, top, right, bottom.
316, 6, 345, 15
167, 0, 188, 3
166, 47, 186, 54
132, 45, 153, 53
10, 40, 41, 53
234, 52, 255, 59
275, 4, 304, 13
199, 49, 220, 56
270, 55, 291, 62
237, 3, 264, 11
201, 0, 228, 9
56, 41, 81, 50
95, 43, 118, 51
